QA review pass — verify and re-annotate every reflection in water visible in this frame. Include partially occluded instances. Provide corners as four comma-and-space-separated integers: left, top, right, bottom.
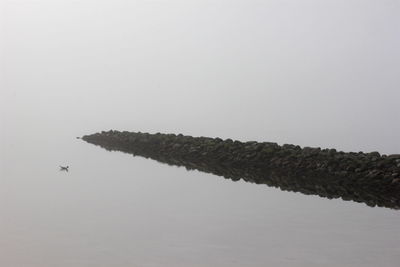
82, 131, 400, 210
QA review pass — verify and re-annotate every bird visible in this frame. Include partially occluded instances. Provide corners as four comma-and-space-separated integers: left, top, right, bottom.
60, 166, 69, 172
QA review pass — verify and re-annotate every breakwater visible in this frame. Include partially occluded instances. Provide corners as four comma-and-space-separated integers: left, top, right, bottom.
82, 130, 400, 209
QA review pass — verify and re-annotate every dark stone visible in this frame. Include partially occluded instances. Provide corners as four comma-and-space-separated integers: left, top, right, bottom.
81, 130, 400, 210
368, 151, 380, 157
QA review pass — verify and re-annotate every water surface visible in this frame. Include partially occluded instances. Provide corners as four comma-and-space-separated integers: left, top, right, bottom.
1, 128, 399, 267
1, 1, 400, 266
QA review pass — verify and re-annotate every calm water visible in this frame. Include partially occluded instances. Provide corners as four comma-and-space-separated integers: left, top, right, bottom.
2, 0, 400, 266
1, 127, 399, 267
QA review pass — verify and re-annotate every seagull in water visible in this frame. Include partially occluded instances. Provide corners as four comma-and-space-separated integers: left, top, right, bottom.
60, 166, 69, 172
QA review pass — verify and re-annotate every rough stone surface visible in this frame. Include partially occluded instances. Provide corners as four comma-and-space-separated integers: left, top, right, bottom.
82, 130, 400, 210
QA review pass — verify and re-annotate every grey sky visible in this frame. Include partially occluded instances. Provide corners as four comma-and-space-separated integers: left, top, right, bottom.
1, 2, 400, 266
1, 0, 400, 153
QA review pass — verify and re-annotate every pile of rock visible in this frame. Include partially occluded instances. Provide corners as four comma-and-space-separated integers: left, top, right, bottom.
82, 130, 400, 209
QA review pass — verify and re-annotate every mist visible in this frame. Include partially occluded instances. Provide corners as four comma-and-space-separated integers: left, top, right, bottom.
2, 0, 400, 153
1, 1, 400, 267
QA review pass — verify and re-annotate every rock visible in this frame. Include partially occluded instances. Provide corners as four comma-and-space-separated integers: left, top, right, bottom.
81, 130, 400, 210
369, 151, 381, 157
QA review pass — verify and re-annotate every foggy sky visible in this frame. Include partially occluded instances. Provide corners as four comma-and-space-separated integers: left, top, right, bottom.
1, 2, 400, 266
1, 0, 400, 154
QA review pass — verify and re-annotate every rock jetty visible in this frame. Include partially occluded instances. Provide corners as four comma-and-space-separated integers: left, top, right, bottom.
82, 130, 400, 209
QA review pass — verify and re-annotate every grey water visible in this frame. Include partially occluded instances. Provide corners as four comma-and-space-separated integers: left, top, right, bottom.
1, 1, 400, 266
